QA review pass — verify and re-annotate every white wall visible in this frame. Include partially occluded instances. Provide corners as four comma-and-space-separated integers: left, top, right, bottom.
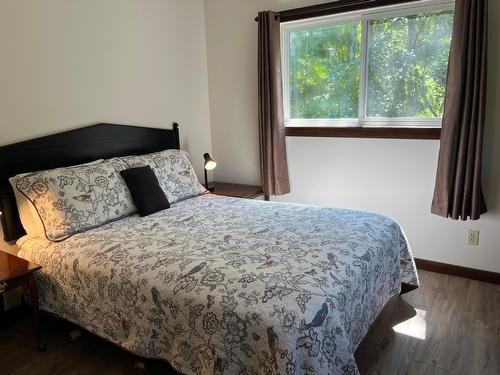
204, 0, 500, 272
0, 0, 212, 250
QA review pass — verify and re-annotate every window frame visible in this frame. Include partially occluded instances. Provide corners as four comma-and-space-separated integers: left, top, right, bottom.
281, 0, 455, 132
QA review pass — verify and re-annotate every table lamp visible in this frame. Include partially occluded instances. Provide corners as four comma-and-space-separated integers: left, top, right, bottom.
203, 153, 216, 191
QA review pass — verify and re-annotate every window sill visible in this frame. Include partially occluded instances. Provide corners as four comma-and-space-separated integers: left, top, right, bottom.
285, 126, 441, 140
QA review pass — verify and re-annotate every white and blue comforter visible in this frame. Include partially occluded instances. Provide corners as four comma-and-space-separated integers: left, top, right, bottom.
18, 194, 418, 374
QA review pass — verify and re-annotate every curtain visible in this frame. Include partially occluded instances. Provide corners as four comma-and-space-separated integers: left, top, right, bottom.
258, 11, 290, 196
431, 0, 488, 220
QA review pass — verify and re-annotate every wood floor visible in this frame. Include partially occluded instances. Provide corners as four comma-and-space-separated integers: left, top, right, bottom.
1, 270, 499, 375
356, 270, 500, 374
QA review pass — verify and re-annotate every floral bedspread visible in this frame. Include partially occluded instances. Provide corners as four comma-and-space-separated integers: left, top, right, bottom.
17, 194, 418, 375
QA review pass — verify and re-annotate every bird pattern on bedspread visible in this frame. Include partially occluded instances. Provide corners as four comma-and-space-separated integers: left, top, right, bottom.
17, 194, 418, 375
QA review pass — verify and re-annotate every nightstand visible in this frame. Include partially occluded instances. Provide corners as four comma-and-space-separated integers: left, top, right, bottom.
208, 182, 266, 199
0, 250, 45, 351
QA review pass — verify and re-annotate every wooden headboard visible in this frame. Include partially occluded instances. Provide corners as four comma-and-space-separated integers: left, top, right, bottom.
0, 123, 180, 242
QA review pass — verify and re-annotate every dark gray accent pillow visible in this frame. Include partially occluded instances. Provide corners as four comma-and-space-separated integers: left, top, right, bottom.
121, 166, 170, 217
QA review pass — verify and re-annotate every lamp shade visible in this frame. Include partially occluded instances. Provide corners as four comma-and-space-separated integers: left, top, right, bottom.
203, 153, 217, 171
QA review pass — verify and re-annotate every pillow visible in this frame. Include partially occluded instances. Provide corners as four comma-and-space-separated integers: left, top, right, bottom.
9, 172, 46, 237
16, 158, 135, 241
120, 149, 206, 204
9, 159, 104, 238
120, 166, 170, 216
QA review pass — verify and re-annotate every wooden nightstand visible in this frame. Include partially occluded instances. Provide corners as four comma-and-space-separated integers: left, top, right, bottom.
208, 182, 266, 199
0, 250, 45, 351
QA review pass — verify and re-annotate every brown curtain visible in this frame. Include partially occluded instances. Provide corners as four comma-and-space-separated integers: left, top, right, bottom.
431, 0, 488, 220
258, 11, 290, 196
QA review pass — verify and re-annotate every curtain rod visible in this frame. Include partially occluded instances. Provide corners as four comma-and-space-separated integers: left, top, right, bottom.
254, 0, 419, 23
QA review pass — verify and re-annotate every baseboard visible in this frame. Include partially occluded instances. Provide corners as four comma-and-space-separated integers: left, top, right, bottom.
414, 258, 500, 285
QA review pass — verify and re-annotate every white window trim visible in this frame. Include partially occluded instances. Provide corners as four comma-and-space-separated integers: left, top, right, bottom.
281, 0, 455, 128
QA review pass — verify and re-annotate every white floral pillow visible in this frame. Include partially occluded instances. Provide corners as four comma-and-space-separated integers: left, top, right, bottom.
120, 149, 206, 204
9, 159, 104, 238
16, 158, 135, 241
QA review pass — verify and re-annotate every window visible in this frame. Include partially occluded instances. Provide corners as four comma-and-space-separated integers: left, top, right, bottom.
281, 1, 454, 129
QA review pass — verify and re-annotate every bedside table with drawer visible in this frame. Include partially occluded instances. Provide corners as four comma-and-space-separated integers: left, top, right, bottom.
208, 182, 266, 200
0, 250, 45, 351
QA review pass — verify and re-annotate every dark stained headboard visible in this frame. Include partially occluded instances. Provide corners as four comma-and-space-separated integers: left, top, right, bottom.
0, 123, 180, 241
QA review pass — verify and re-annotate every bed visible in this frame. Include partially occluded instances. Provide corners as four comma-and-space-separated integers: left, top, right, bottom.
0, 123, 418, 375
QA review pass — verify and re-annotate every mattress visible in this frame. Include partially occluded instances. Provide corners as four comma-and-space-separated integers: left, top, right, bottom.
17, 194, 419, 374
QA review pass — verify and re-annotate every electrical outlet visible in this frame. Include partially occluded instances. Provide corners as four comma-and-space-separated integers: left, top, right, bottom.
468, 230, 480, 246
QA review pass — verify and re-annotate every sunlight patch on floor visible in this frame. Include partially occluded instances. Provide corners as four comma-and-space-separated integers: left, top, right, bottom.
392, 308, 427, 340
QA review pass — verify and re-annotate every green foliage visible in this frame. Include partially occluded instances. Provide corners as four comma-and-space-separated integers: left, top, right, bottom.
367, 10, 454, 118
288, 10, 453, 120
290, 21, 361, 119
